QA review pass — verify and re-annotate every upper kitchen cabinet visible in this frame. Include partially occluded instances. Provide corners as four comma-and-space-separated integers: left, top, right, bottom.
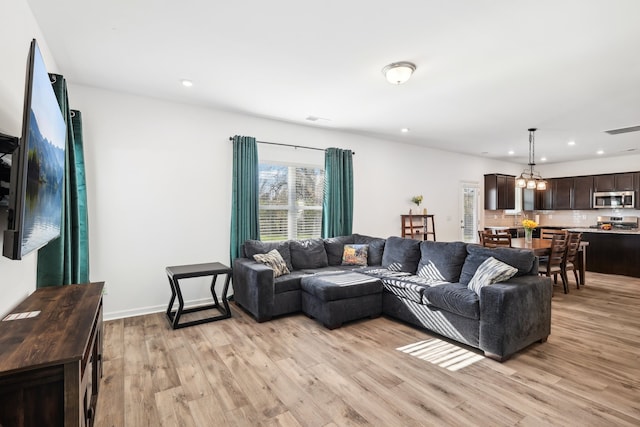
553, 177, 573, 210
594, 173, 635, 191
484, 174, 515, 210
636, 173, 640, 209
573, 175, 594, 209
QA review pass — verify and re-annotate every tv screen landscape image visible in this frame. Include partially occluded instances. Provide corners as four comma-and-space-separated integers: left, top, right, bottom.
2, 40, 66, 260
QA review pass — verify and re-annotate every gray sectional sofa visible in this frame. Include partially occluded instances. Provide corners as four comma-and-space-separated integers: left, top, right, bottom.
232, 234, 553, 361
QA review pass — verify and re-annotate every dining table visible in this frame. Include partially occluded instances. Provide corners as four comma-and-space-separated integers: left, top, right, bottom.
510, 237, 589, 286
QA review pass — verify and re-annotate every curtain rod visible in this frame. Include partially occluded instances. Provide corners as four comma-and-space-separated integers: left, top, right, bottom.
228, 137, 355, 155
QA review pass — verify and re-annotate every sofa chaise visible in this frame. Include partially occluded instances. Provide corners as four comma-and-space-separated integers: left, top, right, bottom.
232, 234, 552, 361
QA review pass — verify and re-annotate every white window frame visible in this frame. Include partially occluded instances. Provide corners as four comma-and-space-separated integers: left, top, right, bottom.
258, 161, 324, 241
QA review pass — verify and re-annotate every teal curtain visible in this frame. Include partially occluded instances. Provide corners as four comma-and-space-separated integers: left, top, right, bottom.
230, 135, 260, 262
322, 148, 354, 238
37, 74, 90, 287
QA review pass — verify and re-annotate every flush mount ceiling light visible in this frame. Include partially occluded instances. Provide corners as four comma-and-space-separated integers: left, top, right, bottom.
181, 79, 193, 87
382, 61, 416, 85
516, 128, 547, 191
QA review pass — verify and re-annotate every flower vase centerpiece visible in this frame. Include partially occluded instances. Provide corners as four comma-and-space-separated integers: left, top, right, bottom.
522, 219, 538, 243
411, 195, 426, 215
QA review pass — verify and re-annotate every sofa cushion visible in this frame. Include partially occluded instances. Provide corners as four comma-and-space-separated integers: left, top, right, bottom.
353, 234, 386, 266
342, 244, 369, 266
300, 272, 383, 302
417, 241, 467, 282
323, 235, 355, 266
273, 271, 308, 294
253, 249, 291, 278
467, 257, 518, 295
244, 240, 293, 271
380, 275, 432, 304
381, 236, 421, 273
290, 238, 329, 270
459, 245, 536, 285
422, 283, 480, 320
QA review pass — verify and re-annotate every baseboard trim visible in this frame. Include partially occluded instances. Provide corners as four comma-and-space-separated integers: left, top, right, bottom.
104, 297, 213, 321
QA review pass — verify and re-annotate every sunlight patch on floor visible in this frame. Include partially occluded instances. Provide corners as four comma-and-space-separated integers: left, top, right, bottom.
396, 338, 484, 371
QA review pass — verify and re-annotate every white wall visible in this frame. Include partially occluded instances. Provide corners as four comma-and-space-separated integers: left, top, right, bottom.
68, 84, 517, 320
0, 0, 60, 317
538, 154, 640, 178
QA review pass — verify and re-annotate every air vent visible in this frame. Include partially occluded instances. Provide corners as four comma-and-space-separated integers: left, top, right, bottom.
604, 125, 640, 135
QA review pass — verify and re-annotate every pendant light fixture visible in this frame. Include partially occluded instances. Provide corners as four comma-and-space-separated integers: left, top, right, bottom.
515, 128, 547, 191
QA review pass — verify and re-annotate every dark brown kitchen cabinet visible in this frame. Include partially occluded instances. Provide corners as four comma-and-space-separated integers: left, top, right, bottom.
553, 177, 573, 210
573, 176, 593, 209
636, 173, 640, 209
582, 232, 640, 278
484, 174, 515, 210
540, 179, 554, 209
594, 173, 635, 191
523, 188, 547, 211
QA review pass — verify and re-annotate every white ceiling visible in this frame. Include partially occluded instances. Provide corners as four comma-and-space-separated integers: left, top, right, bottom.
26, 0, 640, 165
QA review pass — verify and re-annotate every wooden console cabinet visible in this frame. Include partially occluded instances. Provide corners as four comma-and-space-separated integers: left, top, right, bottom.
0, 282, 104, 427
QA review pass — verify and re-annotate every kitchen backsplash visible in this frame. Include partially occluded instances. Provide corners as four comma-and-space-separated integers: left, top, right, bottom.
484, 209, 640, 228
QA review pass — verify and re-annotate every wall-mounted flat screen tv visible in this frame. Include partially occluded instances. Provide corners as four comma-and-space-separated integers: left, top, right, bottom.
3, 39, 66, 260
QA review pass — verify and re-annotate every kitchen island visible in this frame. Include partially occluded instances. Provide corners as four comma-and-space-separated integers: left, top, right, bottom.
568, 228, 640, 278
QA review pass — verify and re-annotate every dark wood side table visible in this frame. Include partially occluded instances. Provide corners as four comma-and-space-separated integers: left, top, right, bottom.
0, 282, 104, 427
165, 262, 232, 329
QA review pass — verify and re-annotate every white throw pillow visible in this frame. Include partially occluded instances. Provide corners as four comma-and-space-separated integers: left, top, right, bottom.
467, 257, 518, 295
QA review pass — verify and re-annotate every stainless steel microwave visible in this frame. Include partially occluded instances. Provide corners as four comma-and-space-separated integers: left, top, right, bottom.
593, 191, 635, 208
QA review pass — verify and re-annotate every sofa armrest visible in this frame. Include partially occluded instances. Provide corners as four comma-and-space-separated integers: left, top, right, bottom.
232, 258, 276, 322
479, 275, 553, 360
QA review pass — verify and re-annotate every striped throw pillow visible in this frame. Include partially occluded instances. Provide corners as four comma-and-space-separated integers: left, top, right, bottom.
467, 256, 518, 295
253, 249, 291, 278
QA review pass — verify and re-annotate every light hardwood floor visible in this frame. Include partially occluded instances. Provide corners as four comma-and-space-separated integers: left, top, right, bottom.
95, 272, 640, 426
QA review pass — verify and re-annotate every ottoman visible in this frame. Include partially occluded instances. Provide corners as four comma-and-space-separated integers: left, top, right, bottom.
300, 272, 383, 329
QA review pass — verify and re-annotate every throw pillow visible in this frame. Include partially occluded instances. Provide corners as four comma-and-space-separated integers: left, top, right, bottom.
353, 234, 386, 266
459, 245, 535, 285
381, 236, 421, 273
290, 238, 329, 270
467, 257, 518, 295
324, 235, 355, 266
341, 244, 369, 266
417, 241, 467, 282
253, 249, 291, 278
243, 240, 293, 271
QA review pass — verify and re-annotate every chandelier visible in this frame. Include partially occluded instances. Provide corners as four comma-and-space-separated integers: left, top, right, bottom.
515, 128, 547, 191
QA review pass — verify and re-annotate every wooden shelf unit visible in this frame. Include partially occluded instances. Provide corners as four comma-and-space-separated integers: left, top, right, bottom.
0, 282, 104, 427
401, 214, 436, 241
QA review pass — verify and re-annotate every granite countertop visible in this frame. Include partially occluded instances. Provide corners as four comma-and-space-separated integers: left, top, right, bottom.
567, 227, 640, 235
486, 225, 640, 235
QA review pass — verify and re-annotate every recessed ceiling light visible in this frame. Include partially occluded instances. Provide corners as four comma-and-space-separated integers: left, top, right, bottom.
181, 79, 193, 87
540, 157, 547, 162
401, 128, 410, 133
508, 150, 514, 155
568, 140, 576, 146
597, 150, 604, 155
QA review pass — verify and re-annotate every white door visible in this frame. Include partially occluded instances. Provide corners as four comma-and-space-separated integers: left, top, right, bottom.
460, 182, 480, 243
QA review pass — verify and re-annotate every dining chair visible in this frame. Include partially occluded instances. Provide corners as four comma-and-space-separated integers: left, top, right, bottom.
482, 232, 512, 247
541, 228, 565, 239
562, 232, 583, 291
539, 231, 568, 293
539, 228, 565, 262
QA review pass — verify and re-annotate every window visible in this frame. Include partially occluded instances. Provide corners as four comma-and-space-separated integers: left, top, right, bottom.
258, 163, 324, 241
